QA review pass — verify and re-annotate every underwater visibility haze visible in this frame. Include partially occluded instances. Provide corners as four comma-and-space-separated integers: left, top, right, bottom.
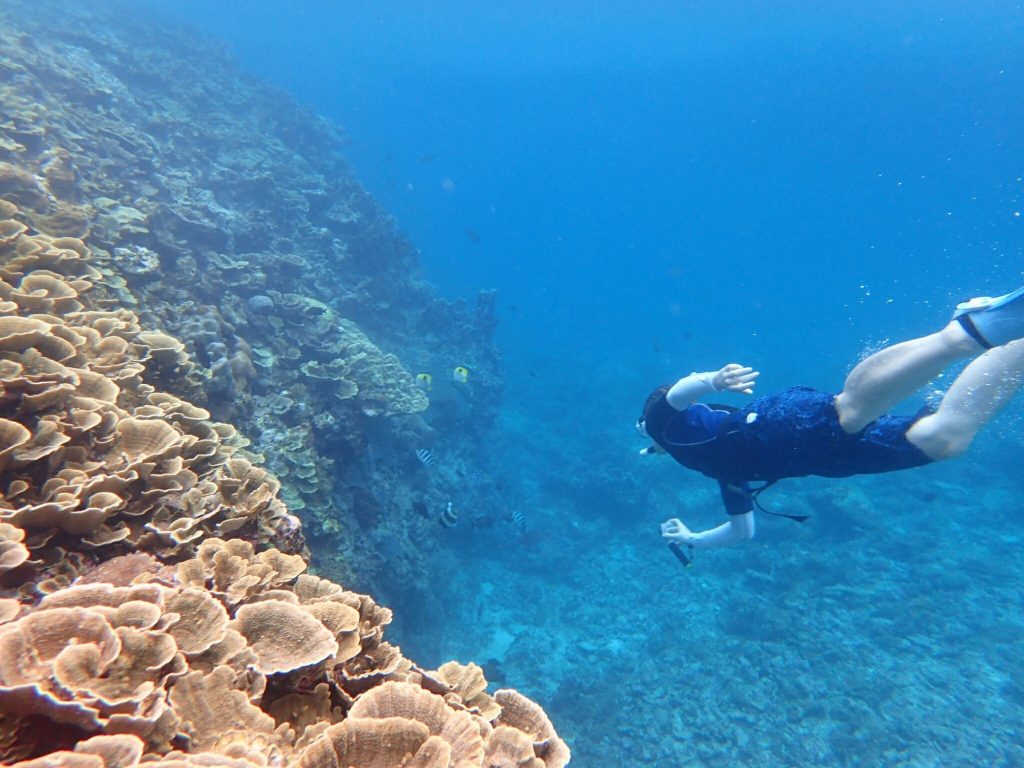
0, 1, 1023, 766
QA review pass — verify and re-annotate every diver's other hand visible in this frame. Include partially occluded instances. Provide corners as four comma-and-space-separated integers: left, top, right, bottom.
661, 517, 695, 544
713, 363, 759, 395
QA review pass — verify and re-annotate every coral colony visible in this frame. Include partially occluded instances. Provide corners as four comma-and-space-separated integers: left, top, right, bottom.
0, 1, 567, 766
0, 208, 568, 767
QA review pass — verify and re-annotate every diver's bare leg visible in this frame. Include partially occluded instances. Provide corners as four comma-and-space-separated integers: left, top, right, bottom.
834, 321, 980, 433
906, 339, 1024, 459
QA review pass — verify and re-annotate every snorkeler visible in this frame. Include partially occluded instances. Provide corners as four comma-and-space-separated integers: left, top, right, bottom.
639, 286, 1024, 552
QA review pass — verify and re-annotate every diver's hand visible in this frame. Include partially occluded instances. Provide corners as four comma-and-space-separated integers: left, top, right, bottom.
713, 363, 759, 395
661, 518, 696, 545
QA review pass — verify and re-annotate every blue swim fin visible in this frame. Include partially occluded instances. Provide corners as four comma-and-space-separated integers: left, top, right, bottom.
953, 285, 1024, 348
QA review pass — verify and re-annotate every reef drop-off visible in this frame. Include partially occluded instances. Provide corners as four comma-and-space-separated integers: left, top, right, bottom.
0, 0, 505, 613
0, 0, 567, 765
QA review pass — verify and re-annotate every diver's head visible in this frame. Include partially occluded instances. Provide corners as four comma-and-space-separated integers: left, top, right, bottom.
636, 384, 673, 454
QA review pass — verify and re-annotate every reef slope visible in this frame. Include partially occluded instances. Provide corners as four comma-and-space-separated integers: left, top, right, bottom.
0, 0, 502, 603
0, 1, 567, 765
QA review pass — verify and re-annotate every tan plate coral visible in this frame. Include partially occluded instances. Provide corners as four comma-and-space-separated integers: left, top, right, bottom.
0, 211, 569, 765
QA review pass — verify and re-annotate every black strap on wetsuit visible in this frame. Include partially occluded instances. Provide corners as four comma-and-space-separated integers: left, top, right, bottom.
726, 480, 810, 524
705, 402, 811, 524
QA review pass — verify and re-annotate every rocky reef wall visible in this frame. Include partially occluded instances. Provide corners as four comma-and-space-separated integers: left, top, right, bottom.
0, 0, 505, 610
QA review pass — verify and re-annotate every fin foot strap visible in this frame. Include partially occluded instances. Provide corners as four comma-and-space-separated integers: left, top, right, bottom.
956, 314, 994, 350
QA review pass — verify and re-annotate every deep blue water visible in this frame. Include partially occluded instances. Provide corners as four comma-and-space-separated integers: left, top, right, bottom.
154, 2, 1023, 764
161, 1, 1022, 378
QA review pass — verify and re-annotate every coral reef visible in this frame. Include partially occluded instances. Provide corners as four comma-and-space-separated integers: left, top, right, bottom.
0, 0, 506, 604
0, 221, 302, 599
0, 544, 569, 766
0, 215, 568, 764
0, 0, 566, 760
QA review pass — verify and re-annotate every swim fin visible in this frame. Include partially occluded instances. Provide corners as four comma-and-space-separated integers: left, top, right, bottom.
953, 285, 1024, 348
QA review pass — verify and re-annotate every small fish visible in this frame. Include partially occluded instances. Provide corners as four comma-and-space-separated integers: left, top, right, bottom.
470, 469, 488, 485
415, 372, 432, 391
418, 153, 436, 164
452, 366, 469, 384
412, 500, 430, 519
416, 448, 437, 467
464, 227, 482, 243
439, 501, 458, 528
510, 509, 527, 531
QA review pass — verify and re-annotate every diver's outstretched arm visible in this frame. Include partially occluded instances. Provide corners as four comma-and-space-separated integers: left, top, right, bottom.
660, 512, 755, 549
666, 364, 759, 409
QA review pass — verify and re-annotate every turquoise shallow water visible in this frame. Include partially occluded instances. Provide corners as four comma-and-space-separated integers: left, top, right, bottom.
152, 2, 1023, 764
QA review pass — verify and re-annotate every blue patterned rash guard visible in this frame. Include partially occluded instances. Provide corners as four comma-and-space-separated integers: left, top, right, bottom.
648, 386, 934, 516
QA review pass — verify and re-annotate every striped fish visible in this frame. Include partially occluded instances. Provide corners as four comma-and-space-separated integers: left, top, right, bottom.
439, 501, 458, 528
510, 509, 527, 531
415, 448, 437, 467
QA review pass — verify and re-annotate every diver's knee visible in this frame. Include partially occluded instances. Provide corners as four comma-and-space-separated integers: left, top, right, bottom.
834, 393, 871, 434
906, 415, 974, 461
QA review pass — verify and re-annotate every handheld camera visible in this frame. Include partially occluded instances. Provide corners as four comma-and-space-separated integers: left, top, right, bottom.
668, 541, 694, 568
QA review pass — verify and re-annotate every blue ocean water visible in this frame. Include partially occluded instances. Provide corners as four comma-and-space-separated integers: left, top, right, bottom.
155, 2, 1023, 764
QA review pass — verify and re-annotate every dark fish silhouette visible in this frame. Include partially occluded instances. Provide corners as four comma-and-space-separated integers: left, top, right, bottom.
419, 153, 436, 164
482, 658, 506, 683
464, 227, 482, 243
